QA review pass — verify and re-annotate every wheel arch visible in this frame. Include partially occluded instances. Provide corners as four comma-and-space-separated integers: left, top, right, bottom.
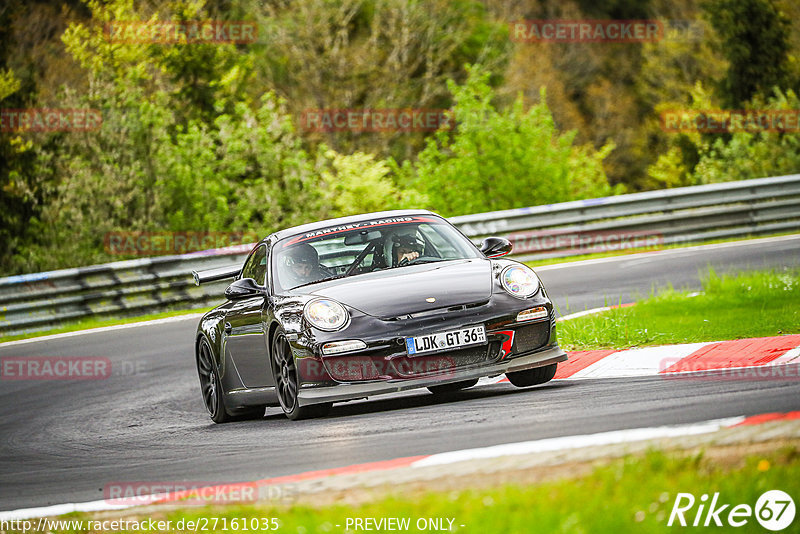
195, 331, 219, 366
267, 320, 282, 363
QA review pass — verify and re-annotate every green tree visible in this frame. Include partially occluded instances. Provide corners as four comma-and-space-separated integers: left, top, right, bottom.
12, 0, 433, 272
393, 66, 617, 217
15, 0, 329, 271
252, 0, 510, 160
703, 0, 793, 106
691, 89, 800, 183
318, 150, 425, 219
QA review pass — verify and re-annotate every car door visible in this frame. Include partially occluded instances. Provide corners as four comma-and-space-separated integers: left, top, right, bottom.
223, 244, 273, 388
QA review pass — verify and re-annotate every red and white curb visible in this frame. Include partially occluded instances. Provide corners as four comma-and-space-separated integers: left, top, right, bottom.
559, 334, 800, 379
476, 334, 800, 386
2, 410, 799, 521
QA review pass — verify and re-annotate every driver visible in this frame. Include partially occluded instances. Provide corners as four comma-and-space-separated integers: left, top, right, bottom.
392, 234, 422, 266
283, 243, 326, 285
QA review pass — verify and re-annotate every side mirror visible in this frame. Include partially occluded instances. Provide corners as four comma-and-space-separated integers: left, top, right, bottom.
224, 278, 265, 300
479, 237, 513, 258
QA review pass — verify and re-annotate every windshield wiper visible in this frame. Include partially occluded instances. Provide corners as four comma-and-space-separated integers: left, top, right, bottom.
411, 258, 446, 264
290, 273, 350, 290
396, 258, 447, 267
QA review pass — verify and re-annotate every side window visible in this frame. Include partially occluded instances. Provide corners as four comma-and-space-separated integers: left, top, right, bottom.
241, 245, 267, 286
419, 225, 457, 258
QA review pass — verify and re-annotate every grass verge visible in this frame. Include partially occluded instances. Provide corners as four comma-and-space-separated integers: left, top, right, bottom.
0, 307, 210, 344
15, 446, 799, 533
558, 268, 800, 350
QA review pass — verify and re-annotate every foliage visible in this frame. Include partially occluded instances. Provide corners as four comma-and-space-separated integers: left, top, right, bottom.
318, 151, 425, 220
648, 82, 800, 187
253, 0, 511, 160
645, 146, 692, 189
7, 0, 326, 270
691, 89, 800, 183
393, 66, 617, 217
0, 69, 21, 101
702, 0, 794, 107
9, 0, 424, 271
3, 0, 800, 274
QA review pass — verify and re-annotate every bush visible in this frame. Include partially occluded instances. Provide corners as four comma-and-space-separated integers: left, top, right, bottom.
392, 65, 617, 217
691, 89, 800, 183
318, 151, 426, 220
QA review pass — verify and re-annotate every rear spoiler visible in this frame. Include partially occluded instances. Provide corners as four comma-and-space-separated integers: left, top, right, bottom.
192, 265, 241, 286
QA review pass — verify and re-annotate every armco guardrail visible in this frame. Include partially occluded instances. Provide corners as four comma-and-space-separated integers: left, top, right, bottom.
0, 248, 252, 338
450, 173, 800, 261
1, 174, 799, 337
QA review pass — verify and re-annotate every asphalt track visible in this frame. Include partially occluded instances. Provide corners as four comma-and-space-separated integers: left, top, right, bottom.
1, 236, 798, 511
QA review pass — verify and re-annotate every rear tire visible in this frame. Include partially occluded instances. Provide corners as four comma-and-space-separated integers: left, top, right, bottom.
427, 378, 479, 395
272, 328, 332, 420
197, 338, 266, 423
197, 338, 233, 423
506, 363, 558, 387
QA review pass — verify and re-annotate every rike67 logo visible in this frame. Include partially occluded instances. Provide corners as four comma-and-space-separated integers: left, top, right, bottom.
668, 490, 795, 531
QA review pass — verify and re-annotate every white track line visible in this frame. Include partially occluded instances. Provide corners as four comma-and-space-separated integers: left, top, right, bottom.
411, 416, 746, 468
0, 416, 748, 521
557, 307, 612, 321
0, 501, 131, 521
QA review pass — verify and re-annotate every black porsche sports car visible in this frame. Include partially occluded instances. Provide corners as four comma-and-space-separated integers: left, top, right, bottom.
193, 210, 567, 422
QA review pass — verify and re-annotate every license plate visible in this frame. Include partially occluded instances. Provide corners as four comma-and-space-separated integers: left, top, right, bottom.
405, 325, 486, 355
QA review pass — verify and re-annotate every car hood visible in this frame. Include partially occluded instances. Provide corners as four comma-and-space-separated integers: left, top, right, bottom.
305, 259, 492, 318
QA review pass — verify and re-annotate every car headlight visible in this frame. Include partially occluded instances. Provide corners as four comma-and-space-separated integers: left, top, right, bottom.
500, 265, 540, 298
304, 298, 349, 331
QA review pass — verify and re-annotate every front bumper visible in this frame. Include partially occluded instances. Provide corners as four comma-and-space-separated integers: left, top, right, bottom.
296, 344, 567, 406
290, 289, 566, 406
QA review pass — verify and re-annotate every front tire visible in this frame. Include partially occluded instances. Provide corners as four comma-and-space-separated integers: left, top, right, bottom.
427, 378, 479, 395
506, 363, 558, 387
272, 329, 332, 420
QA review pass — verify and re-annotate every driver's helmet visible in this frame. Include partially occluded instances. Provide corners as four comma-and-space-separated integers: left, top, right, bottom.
282, 243, 319, 284
391, 232, 423, 267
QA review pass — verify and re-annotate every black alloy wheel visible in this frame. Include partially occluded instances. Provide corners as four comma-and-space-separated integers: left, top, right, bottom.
272, 329, 331, 420
198, 338, 265, 423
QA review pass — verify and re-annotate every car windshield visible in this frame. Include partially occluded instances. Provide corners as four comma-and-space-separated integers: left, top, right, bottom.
272, 215, 482, 291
